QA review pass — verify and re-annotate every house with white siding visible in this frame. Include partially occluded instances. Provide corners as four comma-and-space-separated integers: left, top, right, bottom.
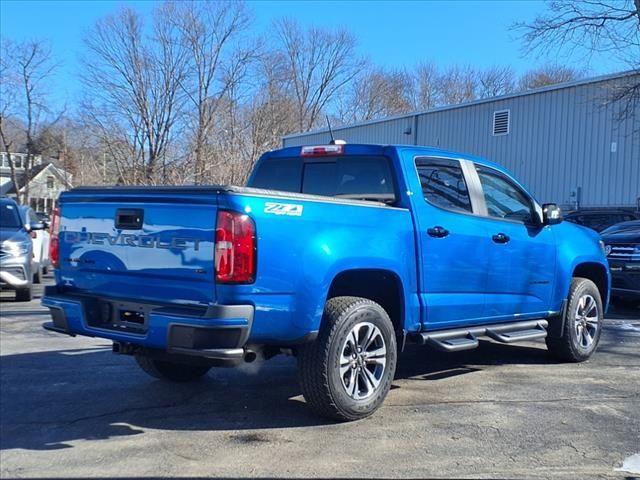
0, 151, 72, 213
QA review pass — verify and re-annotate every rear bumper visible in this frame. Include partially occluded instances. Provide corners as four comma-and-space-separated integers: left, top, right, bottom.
41, 286, 254, 361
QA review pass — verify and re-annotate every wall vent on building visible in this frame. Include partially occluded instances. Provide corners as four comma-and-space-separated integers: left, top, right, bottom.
492, 110, 510, 136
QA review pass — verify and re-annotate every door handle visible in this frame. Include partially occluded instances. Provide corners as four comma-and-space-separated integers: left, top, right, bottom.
427, 226, 449, 238
492, 233, 510, 244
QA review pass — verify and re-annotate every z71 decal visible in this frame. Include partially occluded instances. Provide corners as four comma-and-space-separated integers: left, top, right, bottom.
264, 202, 304, 217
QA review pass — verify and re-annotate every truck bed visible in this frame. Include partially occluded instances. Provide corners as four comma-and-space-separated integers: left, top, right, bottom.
53, 184, 418, 345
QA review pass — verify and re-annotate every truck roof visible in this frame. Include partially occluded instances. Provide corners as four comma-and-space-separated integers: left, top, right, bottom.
268, 143, 510, 175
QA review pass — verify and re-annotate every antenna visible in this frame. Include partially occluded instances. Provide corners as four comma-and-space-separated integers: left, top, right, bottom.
326, 116, 336, 145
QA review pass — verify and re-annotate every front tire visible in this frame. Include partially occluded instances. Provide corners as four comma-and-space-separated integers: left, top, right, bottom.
135, 355, 211, 382
546, 277, 603, 362
297, 296, 397, 421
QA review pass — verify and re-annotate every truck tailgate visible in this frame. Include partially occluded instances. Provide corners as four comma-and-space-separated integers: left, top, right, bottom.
57, 187, 219, 306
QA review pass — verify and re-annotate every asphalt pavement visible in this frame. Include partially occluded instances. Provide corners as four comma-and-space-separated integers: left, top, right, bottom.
1, 276, 639, 479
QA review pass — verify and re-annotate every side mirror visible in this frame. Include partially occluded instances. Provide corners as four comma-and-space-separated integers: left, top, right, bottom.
542, 203, 563, 225
29, 222, 46, 231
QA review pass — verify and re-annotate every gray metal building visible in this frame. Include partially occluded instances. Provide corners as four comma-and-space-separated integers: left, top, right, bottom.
283, 71, 640, 210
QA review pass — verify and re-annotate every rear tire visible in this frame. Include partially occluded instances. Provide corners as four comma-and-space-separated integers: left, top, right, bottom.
15, 287, 33, 302
546, 277, 603, 362
135, 355, 211, 382
33, 267, 42, 284
297, 296, 397, 421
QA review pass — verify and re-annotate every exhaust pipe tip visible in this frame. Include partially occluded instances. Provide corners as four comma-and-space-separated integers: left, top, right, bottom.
244, 350, 257, 363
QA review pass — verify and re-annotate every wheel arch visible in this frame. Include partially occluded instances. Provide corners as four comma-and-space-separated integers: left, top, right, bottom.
572, 262, 609, 306
325, 268, 406, 340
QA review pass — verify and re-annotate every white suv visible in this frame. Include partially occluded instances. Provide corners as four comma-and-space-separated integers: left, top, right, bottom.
19, 206, 50, 283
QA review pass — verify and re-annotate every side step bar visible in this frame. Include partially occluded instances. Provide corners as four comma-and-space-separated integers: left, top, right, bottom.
412, 319, 548, 353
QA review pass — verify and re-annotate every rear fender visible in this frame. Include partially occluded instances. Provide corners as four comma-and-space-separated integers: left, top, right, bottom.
294, 257, 418, 334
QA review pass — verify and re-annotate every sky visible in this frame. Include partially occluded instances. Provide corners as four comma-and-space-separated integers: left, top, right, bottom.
0, 0, 626, 112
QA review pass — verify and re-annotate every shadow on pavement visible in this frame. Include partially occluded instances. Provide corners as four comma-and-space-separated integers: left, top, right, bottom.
607, 302, 640, 320
0, 290, 45, 303
0, 337, 562, 452
1, 306, 637, 452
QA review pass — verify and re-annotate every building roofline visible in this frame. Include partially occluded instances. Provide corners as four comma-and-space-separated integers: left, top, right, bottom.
283, 70, 639, 140
16, 162, 73, 193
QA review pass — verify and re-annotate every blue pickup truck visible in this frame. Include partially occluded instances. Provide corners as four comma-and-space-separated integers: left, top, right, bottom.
42, 143, 610, 421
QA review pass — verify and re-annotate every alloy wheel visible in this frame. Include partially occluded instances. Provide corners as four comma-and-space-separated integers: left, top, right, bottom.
339, 322, 387, 400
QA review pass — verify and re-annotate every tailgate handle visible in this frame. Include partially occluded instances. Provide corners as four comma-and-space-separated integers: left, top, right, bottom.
115, 209, 144, 230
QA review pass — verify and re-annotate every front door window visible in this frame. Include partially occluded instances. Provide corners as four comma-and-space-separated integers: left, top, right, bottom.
476, 166, 535, 224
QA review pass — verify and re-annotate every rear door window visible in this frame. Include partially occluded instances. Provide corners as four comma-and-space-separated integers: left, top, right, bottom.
416, 158, 473, 213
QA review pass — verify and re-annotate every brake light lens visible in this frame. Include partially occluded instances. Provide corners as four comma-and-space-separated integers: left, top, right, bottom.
49, 207, 61, 268
301, 144, 344, 157
215, 210, 256, 283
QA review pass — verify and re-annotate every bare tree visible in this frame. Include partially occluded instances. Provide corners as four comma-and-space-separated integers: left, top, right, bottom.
407, 62, 440, 110
31, 117, 100, 186
81, 6, 189, 185
518, 0, 639, 114
335, 63, 515, 123
0, 38, 58, 204
242, 52, 298, 168
0, 117, 21, 202
275, 18, 363, 131
477, 66, 517, 98
338, 66, 412, 123
518, 64, 584, 90
436, 65, 478, 105
171, 0, 255, 184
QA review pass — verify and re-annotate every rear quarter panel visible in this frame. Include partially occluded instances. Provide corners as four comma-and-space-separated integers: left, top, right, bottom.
217, 192, 419, 343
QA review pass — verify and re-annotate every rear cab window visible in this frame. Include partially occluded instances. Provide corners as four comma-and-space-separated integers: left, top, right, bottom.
249, 155, 397, 204
249, 157, 302, 192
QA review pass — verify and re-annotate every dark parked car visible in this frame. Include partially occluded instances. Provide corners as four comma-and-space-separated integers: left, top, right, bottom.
601, 220, 640, 303
35, 211, 51, 228
565, 209, 640, 233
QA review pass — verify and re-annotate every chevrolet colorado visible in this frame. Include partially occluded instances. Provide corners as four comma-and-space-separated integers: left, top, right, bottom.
42, 144, 610, 421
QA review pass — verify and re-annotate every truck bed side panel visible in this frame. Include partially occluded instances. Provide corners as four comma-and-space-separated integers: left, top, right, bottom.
216, 192, 420, 342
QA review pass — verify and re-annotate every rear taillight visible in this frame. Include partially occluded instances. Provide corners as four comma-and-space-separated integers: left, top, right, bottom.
49, 207, 61, 268
215, 210, 256, 284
